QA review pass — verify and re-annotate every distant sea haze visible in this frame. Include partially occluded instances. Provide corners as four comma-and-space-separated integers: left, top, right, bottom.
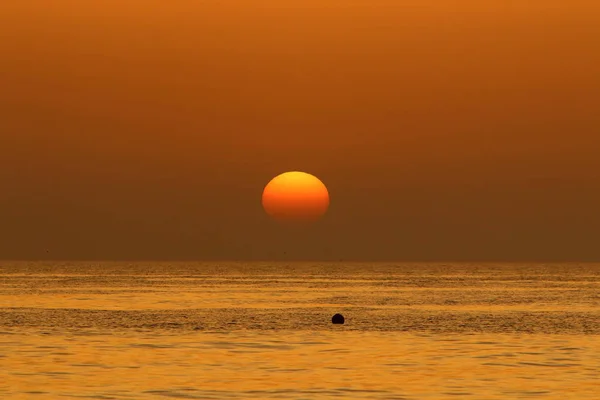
1, 261, 599, 399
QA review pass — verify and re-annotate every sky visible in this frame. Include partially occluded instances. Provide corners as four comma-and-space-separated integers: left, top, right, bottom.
1, 1, 599, 261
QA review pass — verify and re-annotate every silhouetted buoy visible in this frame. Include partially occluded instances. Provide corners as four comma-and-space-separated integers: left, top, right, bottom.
331, 313, 345, 324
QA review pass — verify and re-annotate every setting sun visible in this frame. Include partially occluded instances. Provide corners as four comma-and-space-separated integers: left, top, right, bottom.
262, 171, 330, 223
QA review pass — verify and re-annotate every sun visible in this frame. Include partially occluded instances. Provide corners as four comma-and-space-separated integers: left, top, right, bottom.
262, 171, 330, 224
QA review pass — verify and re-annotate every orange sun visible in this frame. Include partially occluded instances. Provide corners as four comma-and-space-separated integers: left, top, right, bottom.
262, 171, 330, 224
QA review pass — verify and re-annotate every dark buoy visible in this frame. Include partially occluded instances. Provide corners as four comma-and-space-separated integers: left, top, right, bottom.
331, 313, 345, 324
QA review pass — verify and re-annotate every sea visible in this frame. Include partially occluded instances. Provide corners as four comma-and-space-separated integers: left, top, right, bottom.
1, 262, 599, 399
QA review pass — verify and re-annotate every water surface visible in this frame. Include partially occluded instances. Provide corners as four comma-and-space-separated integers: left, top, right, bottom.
1, 262, 599, 398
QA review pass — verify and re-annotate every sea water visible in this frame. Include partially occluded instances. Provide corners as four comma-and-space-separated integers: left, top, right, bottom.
1, 262, 599, 399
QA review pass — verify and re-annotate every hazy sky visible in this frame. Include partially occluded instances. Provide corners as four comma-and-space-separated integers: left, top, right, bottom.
1, 1, 599, 261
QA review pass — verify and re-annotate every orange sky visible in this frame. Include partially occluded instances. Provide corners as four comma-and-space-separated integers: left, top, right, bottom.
1, 1, 599, 260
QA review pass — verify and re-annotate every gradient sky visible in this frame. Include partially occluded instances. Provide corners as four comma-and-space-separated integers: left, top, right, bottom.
1, 1, 599, 261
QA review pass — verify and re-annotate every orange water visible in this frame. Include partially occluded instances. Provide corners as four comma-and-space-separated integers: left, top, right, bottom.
1, 262, 599, 399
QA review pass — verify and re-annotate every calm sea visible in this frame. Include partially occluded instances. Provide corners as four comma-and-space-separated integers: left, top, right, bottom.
1, 262, 599, 399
